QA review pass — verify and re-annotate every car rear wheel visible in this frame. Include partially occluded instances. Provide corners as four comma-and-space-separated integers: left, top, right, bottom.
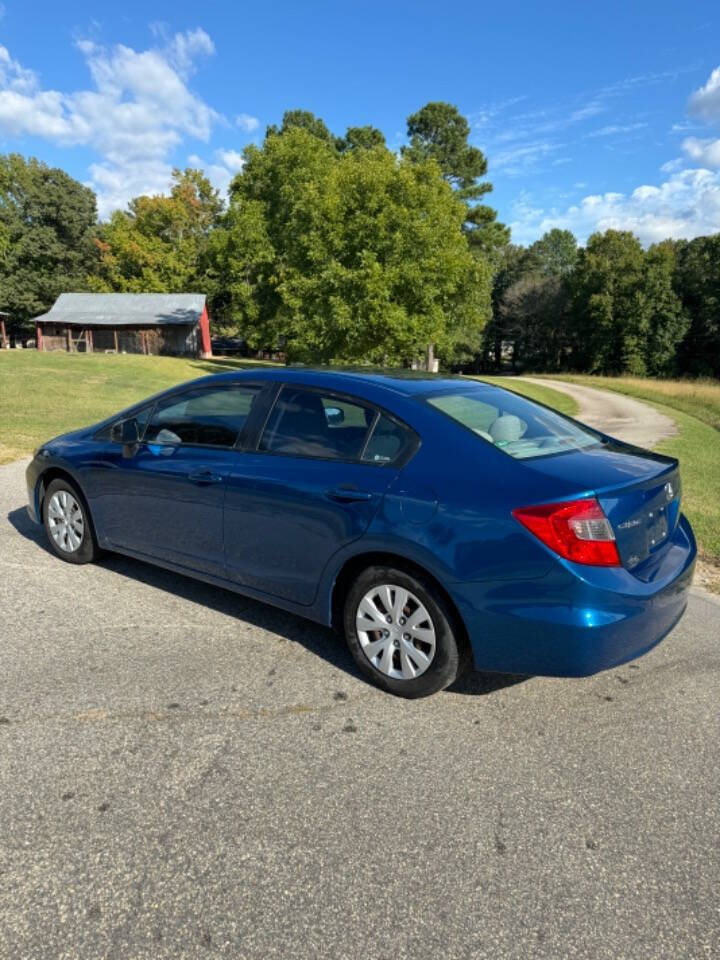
343, 565, 467, 698
43, 478, 99, 565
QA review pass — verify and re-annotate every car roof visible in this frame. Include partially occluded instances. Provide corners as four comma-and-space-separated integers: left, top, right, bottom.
197, 366, 487, 399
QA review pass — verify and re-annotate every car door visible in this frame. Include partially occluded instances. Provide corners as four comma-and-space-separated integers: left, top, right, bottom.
224, 384, 417, 606
87, 383, 263, 578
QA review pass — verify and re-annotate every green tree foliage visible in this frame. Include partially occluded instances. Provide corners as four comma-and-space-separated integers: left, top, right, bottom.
402, 101, 509, 260
526, 228, 578, 277
212, 128, 489, 363
482, 233, 576, 371
0, 154, 99, 333
92, 168, 223, 293
644, 242, 690, 375
570, 230, 685, 376
337, 125, 387, 152
265, 109, 337, 146
672, 235, 720, 378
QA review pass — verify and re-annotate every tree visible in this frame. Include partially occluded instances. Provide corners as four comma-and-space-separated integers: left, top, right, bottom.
337, 125, 386, 152
644, 242, 688, 375
526, 228, 578, 278
571, 230, 651, 375
498, 274, 572, 371
0, 154, 99, 334
212, 127, 489, 363
402, 101, 509, 260
92, 168, 223, 293
672, 235, 720, 378
265, 109, 336, 147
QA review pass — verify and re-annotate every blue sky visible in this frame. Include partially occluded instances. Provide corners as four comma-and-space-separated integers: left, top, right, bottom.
1, 0, 720, 245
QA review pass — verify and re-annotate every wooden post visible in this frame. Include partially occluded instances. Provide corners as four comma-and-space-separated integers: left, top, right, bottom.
67, 327, 72, 352
426, 343, 435, 372
0, 318, 6, 350
113, 329, 119, 352
36, 323, 43, 351
87, 328, 94, 353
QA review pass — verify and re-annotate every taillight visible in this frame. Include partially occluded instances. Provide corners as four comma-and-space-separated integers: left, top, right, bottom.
512, 497, 621, 567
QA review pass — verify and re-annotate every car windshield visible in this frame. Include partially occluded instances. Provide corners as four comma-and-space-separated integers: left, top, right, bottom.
426, 387, 604, 460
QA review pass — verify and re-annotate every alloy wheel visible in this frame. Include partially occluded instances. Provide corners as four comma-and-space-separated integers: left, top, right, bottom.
355, 583, 437, 680
47, 490, 85, 553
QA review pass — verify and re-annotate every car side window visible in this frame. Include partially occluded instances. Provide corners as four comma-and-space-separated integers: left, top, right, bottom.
259, 387, 374, 460
144, 386, 261, 448
362, 414, 413, 464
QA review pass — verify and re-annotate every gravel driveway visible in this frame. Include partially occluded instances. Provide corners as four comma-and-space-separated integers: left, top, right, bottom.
1, 454, 719, 960
519, 377, 677, 446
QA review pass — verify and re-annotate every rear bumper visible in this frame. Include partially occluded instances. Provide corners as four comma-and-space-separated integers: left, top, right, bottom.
452, 514, 696, 677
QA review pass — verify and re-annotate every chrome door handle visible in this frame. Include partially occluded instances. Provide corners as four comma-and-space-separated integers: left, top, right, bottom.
325, 486, 373, 503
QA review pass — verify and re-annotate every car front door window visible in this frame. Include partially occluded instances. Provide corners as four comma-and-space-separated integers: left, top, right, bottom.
144, 385, 261, 448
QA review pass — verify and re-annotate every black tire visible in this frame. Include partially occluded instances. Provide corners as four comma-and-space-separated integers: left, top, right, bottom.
42, 477, 100, 565
343, 565, 468, 698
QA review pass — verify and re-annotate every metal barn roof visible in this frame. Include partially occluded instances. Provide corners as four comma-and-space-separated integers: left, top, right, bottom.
33, 293, 206, 327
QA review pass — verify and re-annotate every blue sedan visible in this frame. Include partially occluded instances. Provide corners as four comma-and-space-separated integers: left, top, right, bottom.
25, 369, 696, 697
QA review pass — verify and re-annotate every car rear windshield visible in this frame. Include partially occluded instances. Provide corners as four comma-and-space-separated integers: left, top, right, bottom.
426, 388, 603, 460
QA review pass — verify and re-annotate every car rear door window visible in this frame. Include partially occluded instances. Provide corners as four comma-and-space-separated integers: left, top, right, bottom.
259, 387, 375, 460
144, 385, 261, 448
362, 414, 413, 464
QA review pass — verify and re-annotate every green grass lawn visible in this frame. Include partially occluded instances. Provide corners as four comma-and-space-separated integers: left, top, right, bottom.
546, 374, 720, 564
0, 351, 276, 463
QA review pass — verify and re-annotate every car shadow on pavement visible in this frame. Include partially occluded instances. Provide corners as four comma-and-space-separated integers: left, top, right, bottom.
7, 505, 529, 697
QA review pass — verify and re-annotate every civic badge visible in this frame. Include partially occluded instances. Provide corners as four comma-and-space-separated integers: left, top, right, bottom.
664, 482, 674, 503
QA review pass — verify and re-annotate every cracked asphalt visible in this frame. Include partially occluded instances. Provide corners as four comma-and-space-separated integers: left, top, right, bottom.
1, 458, 719, 959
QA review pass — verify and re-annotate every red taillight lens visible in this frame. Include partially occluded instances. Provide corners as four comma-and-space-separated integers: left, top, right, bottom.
512, 497, 621, 567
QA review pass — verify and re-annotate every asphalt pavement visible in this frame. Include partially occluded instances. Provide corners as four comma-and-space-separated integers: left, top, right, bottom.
1, 457, 719, 960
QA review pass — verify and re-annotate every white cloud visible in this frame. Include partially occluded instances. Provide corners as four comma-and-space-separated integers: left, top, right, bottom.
236, 112, 259, 132
188, 147, 245, 195
510, 167, 720, 246
0, 45, 38, 94
0, 31, 223, 217
491, 140, 564, 174
688, 66, 720, 124
167, 27, 214, 77
215, 148, 245, 171
569, 101, 605, 122
587, 122, 648, 138
682, 136, 720, 168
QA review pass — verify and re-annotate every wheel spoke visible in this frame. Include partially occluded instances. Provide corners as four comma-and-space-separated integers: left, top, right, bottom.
402, 638, 431, 670
357, 596, 385, 628
405, 606, 430, 631
393, 587, 409, 619
399, 647, 418, 679
378, 641, 395, 675
379, 585, 394, 617
362, 636, 388, 660
410, 625, 435, 643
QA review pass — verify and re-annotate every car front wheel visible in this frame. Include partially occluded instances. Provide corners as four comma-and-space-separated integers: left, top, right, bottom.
343, 565, 467, 698
42, 478, 99, 565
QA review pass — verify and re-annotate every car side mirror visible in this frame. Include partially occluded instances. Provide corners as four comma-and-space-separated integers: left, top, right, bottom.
325, 406, 344, 426
112, 417, 140, 456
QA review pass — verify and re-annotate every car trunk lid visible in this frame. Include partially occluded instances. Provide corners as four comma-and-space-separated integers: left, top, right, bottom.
519, 440, 681, 571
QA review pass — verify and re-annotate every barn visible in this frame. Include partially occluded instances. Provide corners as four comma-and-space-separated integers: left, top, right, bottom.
33, 293, 212, 358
